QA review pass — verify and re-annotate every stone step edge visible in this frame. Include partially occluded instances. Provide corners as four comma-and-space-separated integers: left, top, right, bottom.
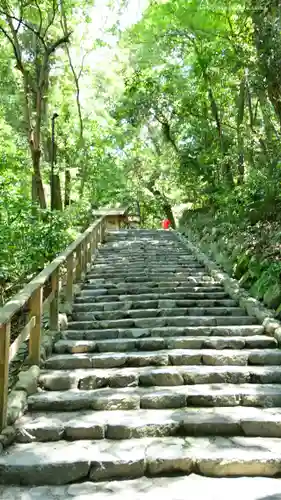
62, 326, 265, 341
39, 364, 281, 378
38, 364, 281, 391
26, 384, 281, 413
178, 231, 281, 344
67, 317, 259, 330
1, 475, 281, 500
53, 335, 276, 353
86, 272, 210, 279
86, 268, 203, 272
2, 436, 281, 484
15, 406, 281, 442
44, 348, 281, 370
71, 306, 247, 318
77, 291, 229, 301
83, 280, 221, 288
78, 287, 227, 294
74, 297, 238, 305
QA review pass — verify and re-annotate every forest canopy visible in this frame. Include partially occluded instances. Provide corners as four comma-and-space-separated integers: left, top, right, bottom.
1, 0, 281, 304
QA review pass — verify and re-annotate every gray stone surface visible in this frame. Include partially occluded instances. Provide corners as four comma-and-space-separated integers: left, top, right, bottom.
2, 437, 281, 485
53, 334, 277, 354
7, 390, 27, 425
15, 366, 40, 395
26, 383, 281, 412
2, 476, 281, 500
5, 476, 281, 500
37, 364, 281, 391
43, 347, 281, 370
3, 229, 281, 489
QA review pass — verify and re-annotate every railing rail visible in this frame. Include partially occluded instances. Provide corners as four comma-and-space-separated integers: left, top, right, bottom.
0, 207, 127, 431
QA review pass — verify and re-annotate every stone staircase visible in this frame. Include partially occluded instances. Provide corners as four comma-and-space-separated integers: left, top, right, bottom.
2, 229, 281, 488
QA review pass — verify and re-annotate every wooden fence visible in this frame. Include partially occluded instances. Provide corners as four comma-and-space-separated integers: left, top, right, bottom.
0, 208, 127, 431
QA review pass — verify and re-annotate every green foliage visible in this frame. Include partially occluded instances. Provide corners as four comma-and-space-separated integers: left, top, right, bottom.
2, 0, 281, 308
0, 198, 90, 302
0, 0, 142, 301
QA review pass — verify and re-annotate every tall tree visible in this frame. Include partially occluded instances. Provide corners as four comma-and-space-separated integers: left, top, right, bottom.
0, 0, 71, 207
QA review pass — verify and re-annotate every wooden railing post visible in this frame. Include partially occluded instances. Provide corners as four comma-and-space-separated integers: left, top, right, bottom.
87, 234, 92, 265
76, 244, 82, 281
50, 269, 59, 331
84, 240, 89, 273
83, 240, 87, 273
99, 221, 103, 243
82, 240, 87, 273
101, 218, 106, 242
90, 229, 95, 261
29, 286, 43, 365
66, 253, 74, 304
96, 224, 100, 244
80, 242, 84, 275
0, 322, 11, 431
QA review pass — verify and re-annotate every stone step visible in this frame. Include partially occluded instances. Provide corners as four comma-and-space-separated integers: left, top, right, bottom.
73, 298, 238, 312
101, 241, 185, 245
54, 335, 277, 355
76, 290, 229, 302
87, 271, 210, 280
44, 348, 279, 370
71, 308, 247, 322
2, 476, 281, 500
67, 316, 258, 331
73, 307, 248, 320
63, 325, 265, 341
26, 384, 281, 412
97, 255, 193, 260
94, 259, 200, 265
98, 248, 190, 253
83, 278, 217, 287
102, 247, 189, 251
38, 365, 281, 391
80, 282, 223, 291
91, 264, 204, 271
105, 232, 174, 237
2, 436, 281, 484
89, 262, 205, 268
4, 228, 278, 490
94, 263, 201, 269
15, 407, 281, 443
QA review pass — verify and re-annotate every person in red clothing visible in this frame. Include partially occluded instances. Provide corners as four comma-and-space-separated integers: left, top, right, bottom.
161, 218, 171, 230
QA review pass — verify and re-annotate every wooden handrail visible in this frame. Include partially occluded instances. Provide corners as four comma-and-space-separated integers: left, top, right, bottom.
0, 207, 127, 431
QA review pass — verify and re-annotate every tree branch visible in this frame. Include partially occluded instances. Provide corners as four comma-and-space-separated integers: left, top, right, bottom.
34, 0, 43, 34
47, 32, 71, 55
42, 0, 57, 37
60, 0, 84, 149
0, 24, 17, 56
0, 9, 46, 48
0, 16, 25, 73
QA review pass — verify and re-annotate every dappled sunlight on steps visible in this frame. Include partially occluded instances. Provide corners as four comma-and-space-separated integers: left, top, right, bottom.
1, 229, 281, 489
2, 475, 281, 500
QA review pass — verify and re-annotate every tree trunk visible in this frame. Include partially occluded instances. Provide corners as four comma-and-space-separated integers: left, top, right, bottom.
237, 129, 244, 184
79, 164, 87, 197
64, 169, 71, 207
30, 146, 46, 209
251, 1, 281, 129
53, 174, 63, 210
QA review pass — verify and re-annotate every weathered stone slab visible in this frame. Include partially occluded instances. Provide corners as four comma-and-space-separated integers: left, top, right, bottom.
89, 439, 146, 481
0, 440, 91, 485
